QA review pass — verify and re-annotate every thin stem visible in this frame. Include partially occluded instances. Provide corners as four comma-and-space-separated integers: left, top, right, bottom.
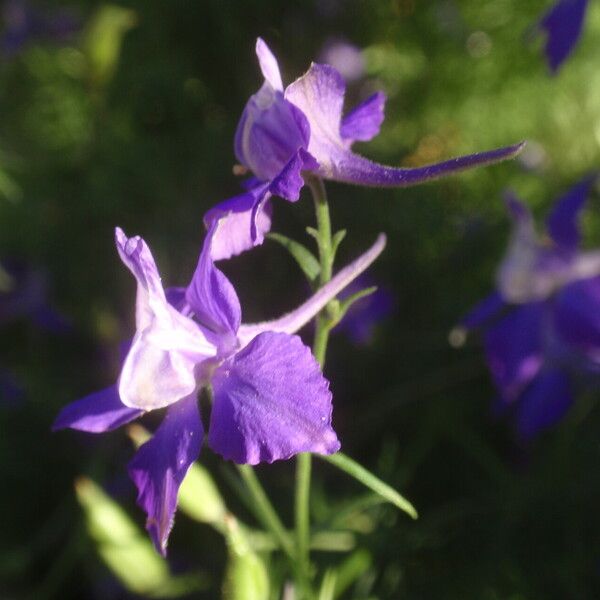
294, 175, 336, 597
236, 464, 295, 561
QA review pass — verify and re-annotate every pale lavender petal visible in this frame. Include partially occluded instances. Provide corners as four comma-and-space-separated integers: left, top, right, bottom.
537, 0, 589, 73
516, 370, 573, 439
340, 92, 386, 143
128, 395, 202, 556
115, 228, 215, 410
553, 276, 600, 354
459, 291, 505, 330
237, 234, 386, 346
52, 385, 142, 433
185, 220, 241, 339
484, 303, 545, 402
204, 185, 272, 261
119, 332, 201, 410
285, 63, 524, 186
209, 332, 339, 464
234, 83, 310, 181
255, 37, 283, 91
546, 175, 596, 251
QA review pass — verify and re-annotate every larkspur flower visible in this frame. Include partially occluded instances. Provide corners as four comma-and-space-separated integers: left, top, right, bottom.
535, 0, 589, 73
455, 176, 600, 439
53, 220, 386, 555
204, 37, 525, 260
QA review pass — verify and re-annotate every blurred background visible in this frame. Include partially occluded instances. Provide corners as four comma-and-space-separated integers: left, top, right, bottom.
1, 0, 600, 598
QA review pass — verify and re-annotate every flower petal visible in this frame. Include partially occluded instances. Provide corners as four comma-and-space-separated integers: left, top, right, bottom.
553, 276, 600, 354
204, 185, 273, 261
340, 91, 386, 143
115, 228, 215, 410
256, 37, 283, 91
185, 220, 242, 340
128, 395, 203, 556
52, 385, 142, 433
484, 303, 545, 401
546, 175, 596, 251
119, 330, 201, 410
268, 148, 317, 201
209, 332, 340, 464
537, 0, 589, 73
459, 291, 505, 330
515, 369, 573, 439
237, 234, 386, 345
234, 83, 310, 182
285, 63, 524, 185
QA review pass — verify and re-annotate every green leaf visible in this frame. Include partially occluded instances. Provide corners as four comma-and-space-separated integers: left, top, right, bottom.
318, 452, 418, 519
331, 229, 347, 259
82, 5, 137, 89
75, 477, 207, 598
222, 518, 270, 600
318, 569, 337, 600
127, 424, 227, 529
333, 549, 372, 598
268, 232, 320, 283
331, 287, 378, 328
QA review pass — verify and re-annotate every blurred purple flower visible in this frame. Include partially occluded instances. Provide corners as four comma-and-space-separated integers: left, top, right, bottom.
336, 276, 394, 345
0, 260, 70, 332
205, 38, 525, 260
54, 221, 386, 555
0, 367, 24, 407
535, 0, 589, 73
318, 38, 365, 83
457, 175, 599, 439
1, 0, 79, 57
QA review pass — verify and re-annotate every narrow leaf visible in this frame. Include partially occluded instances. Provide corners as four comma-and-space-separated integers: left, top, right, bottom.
318, 452, 418, 519
269, 232, 321, 283
331, 229, 347, 259
318, 569, 337, 600
75, 477, 207, 598
331, 286, 378, 328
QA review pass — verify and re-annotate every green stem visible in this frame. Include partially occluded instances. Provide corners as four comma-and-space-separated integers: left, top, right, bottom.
295, 175, 336, 597
236, 465, 295, 561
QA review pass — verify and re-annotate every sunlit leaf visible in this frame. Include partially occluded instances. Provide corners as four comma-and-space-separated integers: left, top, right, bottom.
318, 452, 417, 519
75, 477, 207, 598
268, 232, 321, 283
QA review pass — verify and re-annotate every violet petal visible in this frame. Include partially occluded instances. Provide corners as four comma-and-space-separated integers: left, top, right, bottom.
128, 395, 203, 556
546, 175, 596, 251
538, 0, 589, 73
516, 369, 573, 439
52, 385, 142, 433
209, 332, 340, 465
340, 91, 386, 143
484, 303, 545, 401
185, 220, 242, 338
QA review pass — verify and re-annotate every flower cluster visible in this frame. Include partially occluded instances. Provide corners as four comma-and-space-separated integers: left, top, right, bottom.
54, 37, 523, 555
456, 176, 599, 439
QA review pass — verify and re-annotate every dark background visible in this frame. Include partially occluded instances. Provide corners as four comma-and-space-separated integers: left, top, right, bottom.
1, 1, 600, 598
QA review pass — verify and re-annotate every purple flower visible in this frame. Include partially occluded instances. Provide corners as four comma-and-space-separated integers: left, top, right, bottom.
318, 38, 365, 83
1, 0, 79, 57
336, 275, 394, 346
205, 38, 525, 260
457, 175, 599, 439
0, 260, 70, 332
535, 0, 589, 73
54, 221, 386, 555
